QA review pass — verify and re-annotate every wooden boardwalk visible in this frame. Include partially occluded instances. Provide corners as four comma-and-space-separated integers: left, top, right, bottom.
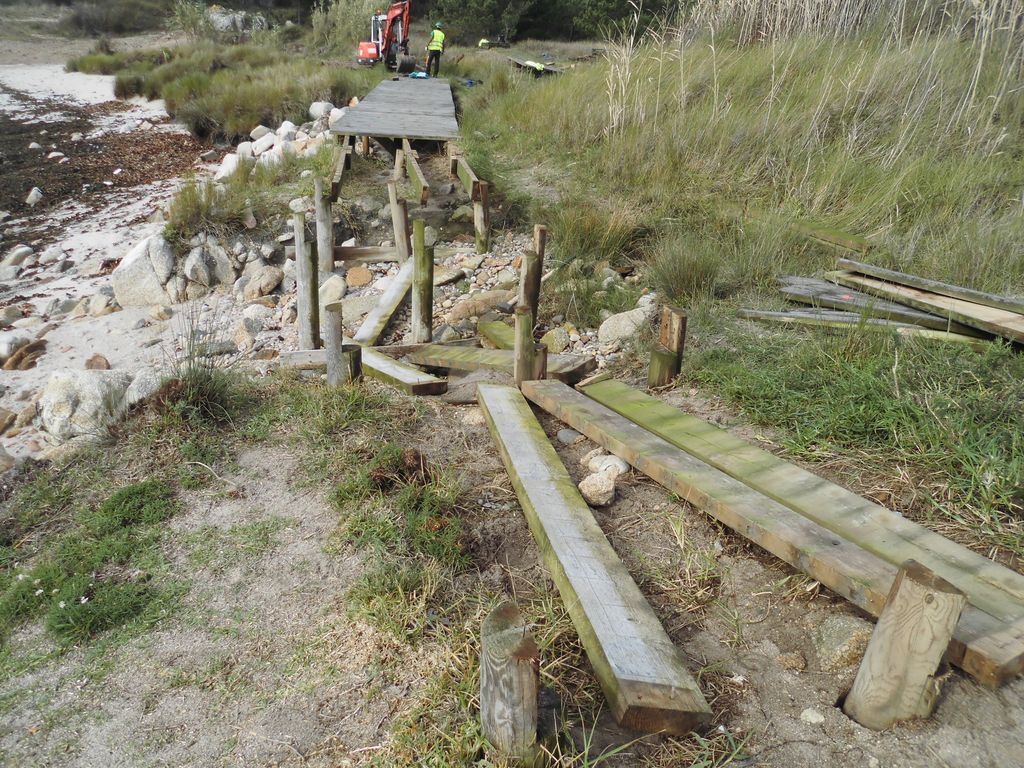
331, 77, 460, 141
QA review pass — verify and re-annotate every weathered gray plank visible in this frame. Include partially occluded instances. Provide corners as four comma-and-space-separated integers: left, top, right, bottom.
522, 379, 1024, 687
278, 346, 447, 395
353, 260, 414, 346
478, 383, 711, 734
331, 78, 460, 141
405, 344, 596, 384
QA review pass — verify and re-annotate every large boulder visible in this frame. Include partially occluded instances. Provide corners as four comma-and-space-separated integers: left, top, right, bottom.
309, 101, 334, 120
243, 265, 283, 301
111, 235, 175, 307
37, 368, 163, 443
597, 305, 656, 345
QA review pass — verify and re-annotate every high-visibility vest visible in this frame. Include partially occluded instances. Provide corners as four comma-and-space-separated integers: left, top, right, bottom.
428, 29, 445, 52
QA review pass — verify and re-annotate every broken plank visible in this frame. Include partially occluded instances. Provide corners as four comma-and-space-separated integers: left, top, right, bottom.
478, 383, 711, 734
522, 379, 1024, 686
402, 139, 430, 206
405, 344, 596, 384
837, 259, 1024, 317
330, 143, 354, 202
778, 276, 983, 335
579, 379, 1024, 626
278, 347, 447, 395
479, 320, 515, 349
828, 271, 1024, 344
353, 259, 414, 346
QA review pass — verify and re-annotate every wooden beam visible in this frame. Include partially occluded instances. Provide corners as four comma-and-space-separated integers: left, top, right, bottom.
293, 213, 319, 350
737, 308, 989, 345
837, 258, 1024, 317
456, 155, 482, 201
402, 139, 430, 206
411, 219, 434, 344
405, 345, 597, 384
353, 259, 414, 346
778, 276, 983, 335
279, 347, 447, 395
844, 561, 966, 730
523, 379, 1024, 686
329, 143, 353, 202
477, 383, 711, 735
480, 320, 515, 350
480, 602, 540, 764
387, 180, 411, 262
828, 271, 1024, 344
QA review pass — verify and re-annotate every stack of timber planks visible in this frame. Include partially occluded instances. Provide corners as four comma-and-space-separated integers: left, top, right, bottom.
740, 261, 1024, 346
519, 378, 1024, 688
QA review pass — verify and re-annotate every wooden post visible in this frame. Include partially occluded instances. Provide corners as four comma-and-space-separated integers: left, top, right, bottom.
474, 181, 490, 255
314, 178, 334, 276
513, 305, 535, 389
361, 135, 370, 157
323, 301, 345, 385
531, 343, 548, 382
293, 213, 319, 350
387, 181, 411, 262
518, 249, 544, 328
411, 219, 434, 344
393, 148, 405, 181
480, 602, 540, 766
648, 306, 687, 388
533, 224, 547, 264
843, 561, 967, 730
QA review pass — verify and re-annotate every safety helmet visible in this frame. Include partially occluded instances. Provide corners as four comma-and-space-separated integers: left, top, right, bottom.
434, 22, 443, 29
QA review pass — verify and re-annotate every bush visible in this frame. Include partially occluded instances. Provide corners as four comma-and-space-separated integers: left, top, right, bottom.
60, 0, 172, 36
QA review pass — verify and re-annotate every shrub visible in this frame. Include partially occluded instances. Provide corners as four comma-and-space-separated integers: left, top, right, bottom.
60, 0, 172, 36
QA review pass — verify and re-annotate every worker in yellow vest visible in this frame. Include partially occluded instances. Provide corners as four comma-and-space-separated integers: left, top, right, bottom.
426, 22, 446, 78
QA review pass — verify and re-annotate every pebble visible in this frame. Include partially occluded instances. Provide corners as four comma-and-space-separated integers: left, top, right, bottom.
556, 429, 584, 446
799, 708, 825, 725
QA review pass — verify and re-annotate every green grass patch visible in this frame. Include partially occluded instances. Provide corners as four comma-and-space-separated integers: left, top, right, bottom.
185, 518, 292, 572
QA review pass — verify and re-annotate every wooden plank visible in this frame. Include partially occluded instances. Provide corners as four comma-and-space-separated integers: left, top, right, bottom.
522, 379, 1024, 686
478, 383, 711, 734
829, 271, 1024, 344
329, 144, 353, 202
480, 320, 515, 349
405, 345, 596, 384
580, 379, 1024, 623
778, 276, 983, 335
737, 309, 988, 346
456, 156, 482, 201
330, 79, 460, 142
353, 259, 414, 346
278, 347, 447, 395
402, 139, 430, 206
838, 258, 1024, 316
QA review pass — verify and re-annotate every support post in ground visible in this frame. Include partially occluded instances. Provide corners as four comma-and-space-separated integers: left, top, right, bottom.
513, 305, 535, 389
474, 181, 490, 255
480, 602, 540, 766
314, 178, 334, 276
647, 305, 687, 388
533, 224, 547, 264
518, 248, 544, 328
387, 181, 411, 262
843, 560, 967, 730
322, 301, 345, 385
411, 219, 435, 344
293, 213, 320, 350
361, 135, 370, 157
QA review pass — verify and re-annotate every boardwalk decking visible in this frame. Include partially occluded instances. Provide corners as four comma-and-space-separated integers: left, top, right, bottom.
331, 78, 460, 141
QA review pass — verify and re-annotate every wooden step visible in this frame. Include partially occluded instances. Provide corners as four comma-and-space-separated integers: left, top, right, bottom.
522, 379, 1024, 686
278, 347, 446, 396
353, 260, 414, 346
477, 383, 711, 734
406, 344, 597, 384
479, 320, 515, 349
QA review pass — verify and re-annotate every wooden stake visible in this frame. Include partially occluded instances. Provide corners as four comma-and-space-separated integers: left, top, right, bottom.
361, 135, 370, 157
513, 305, 534, 388
533, 224, 547, 262
844, 561, 966, 730
323, 302, 346, 385
474, 181, 490, 255
411, 219, 434, 344
480, 602, 540, 766
293, 213, 319, 350
648, 306, 686, 388
314, 178, 334, 276
518, 249, 543, 328
647, 344, 679, 388
387, 181, 411, 262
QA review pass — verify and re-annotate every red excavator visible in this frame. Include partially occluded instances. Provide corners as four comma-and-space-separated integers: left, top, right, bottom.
358, 1, 416, 73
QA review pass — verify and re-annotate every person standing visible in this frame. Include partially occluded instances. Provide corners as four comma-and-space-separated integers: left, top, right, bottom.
426, 22, 446, 77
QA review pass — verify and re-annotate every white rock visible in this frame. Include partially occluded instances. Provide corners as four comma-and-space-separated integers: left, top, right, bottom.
578, 472, 616, 507
309, 101, 334, 120
243, 266, 283, 301
242, 304, 274, 324
25, 187, 43, 206
799, 708, 825, 725
206, 240, 236, 285
257, 145, 283, 168
0, 331, 31, 365
328, 107, 348, 131
37, 370, 134, 442
28, 142, 42, 150
71, 132, 84, 142
581, 447, 605, 467
319, 274, 348, 309
213, 153, 240, 181
47, 151, 65, 160
588, 454, 630, 478
250, 125, 271, 140
597, 305, 656, 345
124, 368, 161, 409
111, 235, 174, 307
637, 292, 658, 308
276, 121, 297, 141
2, 245, 32, 267
252, 132, 276, 156
279, 139, 296, 157
236, 141, 254, 159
